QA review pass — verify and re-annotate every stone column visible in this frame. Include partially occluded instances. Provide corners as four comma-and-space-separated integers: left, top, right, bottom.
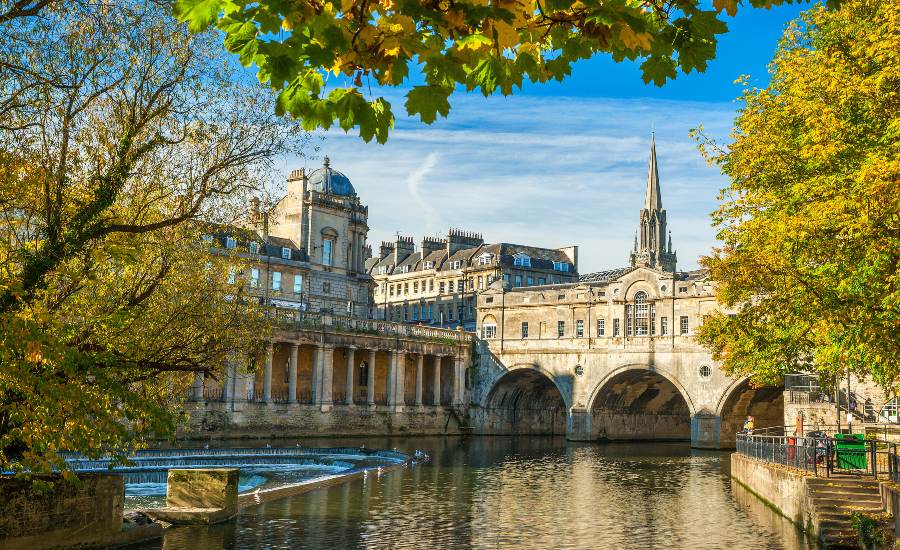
318, 344, 335, 411
453, 355, 465, 406
367, 349, 377, 406
263, 342, 274, 403
394, 351, 406, 408
386, 349, 396, 405
222, 352, 238, 403
288, 343, 299, 404
433, 355, 443, 406
345, 346, 356, 405
415, 354, 424, 406
192, 372, 204, 401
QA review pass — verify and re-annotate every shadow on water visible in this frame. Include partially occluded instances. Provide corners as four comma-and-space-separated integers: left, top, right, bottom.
129, 436, 816, 549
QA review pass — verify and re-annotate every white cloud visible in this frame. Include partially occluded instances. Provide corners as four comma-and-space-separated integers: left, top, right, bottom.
279, 93, 737, 273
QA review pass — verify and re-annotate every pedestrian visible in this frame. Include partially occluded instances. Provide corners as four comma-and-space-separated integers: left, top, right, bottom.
743, 415, 755, 434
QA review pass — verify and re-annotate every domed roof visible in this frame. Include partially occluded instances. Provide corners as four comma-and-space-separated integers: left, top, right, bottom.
307, 157, 356, 196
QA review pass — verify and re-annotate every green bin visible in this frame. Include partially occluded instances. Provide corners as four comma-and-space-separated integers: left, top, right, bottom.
834, 433, 867, 470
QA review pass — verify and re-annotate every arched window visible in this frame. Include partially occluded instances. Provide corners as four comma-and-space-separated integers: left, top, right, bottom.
634, 291, 650, 336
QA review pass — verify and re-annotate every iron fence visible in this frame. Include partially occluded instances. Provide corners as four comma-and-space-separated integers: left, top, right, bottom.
736, 431, 900, 481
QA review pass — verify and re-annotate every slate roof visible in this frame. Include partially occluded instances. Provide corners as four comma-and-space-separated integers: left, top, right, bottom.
578, 267, 634, 283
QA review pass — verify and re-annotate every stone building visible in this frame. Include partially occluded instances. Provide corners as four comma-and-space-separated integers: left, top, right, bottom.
187, 158, 473, 438
368, 229, 578, 331
471, 137, 784, 449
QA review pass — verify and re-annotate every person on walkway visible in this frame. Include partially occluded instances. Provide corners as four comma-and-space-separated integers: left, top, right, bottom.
742, 415, 755, 434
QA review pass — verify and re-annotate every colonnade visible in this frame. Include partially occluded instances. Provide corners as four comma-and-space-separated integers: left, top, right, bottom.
195, 342, 466, 410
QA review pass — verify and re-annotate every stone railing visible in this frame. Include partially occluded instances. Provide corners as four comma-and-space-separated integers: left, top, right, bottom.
269, 308, 473, 345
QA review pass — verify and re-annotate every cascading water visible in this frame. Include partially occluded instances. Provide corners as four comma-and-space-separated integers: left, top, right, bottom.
63, 446, 411, 509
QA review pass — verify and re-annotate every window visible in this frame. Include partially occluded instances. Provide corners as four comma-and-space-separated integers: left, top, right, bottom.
625, 304, 633, 336
514, 253, 531, 267
699, 365, 712, 379
429, 280, 434, 291
680, 316, 689, 335
293, 274, 303, 294
679, 286, 688, 294
456, 303, 464, 321
478, 276, 484, 289
323, 281, 331, 294
514, 275, 522, 287
478, 253, 492, 265
249, 242, 259, 254
468, 277, 473, 289
272, 271, 282, 292
226, 237, 236, 249
448, 306, 454, 320
397, 265, 410, 274
427, 303, 433, 320
281, 247, 291, 259
457, 280, 464, 292
503, 274, 510, 285
527, 276, 534, 286
482, 324, 497, 339
538, 278, 546, 286
412, 305, 419, 320
521, 322, 529, 338
660, 316, 668, 335
557, 320, 565, 338
553, 261, 570, 272
389, 284, 394, 296
576, 320, 584, 338
227, 267, 236, 285
376, 265, 388, 274
487, 275, 495, 285
634, 291, 649, 336
613, 318, 620, 337
322, 238, 334, 266
404, 305, 409, 321
450, 260, 462, 269
250, 268, 260, 287
650, 304, 657, 336
424, 261, 434, 269
414, 281, 419, 293
202, 234, 213, 243
597, 318, 605, 336
439, 282, 445, 294
404, 282, 409, 294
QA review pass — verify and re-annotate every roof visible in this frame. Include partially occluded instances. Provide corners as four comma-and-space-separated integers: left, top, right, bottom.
578, 267, 634, 283
307, 156, 355, 197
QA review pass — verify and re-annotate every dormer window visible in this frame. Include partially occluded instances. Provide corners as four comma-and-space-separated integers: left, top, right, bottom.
513, 253, 531, 267
376, 265, 388, 275
249, 242, 259, 254
450, 260, 462, 270
281, 247, 291, 259
553, 261, 570, 272
478, 253, 492, 265
423, 261, 435, 269
398, 265, 410, 274
225, 237, 236, 249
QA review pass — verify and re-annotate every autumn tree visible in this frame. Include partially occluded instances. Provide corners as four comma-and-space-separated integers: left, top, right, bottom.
694, 1, 900, 390
174, 0, 810, 143
0, 1, 306, 475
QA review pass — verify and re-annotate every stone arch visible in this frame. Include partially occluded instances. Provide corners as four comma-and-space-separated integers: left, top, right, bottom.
480, 364, 568, 435
481, 363, 571, 409
716, 377, 784, 448
623, 280, 658, 301
586, 364, 695, 441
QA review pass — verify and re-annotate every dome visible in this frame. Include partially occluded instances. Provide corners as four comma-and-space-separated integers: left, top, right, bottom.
307, 157, 356, 196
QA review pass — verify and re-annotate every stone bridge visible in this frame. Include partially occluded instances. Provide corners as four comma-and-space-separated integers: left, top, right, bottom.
470, 339, 783, 449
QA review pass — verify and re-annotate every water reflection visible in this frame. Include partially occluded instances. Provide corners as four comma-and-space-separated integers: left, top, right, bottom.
132, 437, 813, 549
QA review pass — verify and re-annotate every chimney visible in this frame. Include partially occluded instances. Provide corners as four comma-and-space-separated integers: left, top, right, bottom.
421, 236, 446, 258
446, 228, 484, 256
393, 235, 415, 265
249, 196, 261, 223
379, 241, 395, 261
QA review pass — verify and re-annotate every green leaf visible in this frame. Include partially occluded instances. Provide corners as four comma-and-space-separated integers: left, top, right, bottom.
405, 86, 451, 124
173, 0, 225, 32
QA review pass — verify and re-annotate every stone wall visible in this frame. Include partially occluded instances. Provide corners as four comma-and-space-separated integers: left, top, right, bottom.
184, 402, 465, 439
0, 474, 124, 550
730, 453, 815, 533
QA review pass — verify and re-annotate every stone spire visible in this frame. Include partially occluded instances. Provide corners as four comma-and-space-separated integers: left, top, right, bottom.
644, 132, 661, 212
630, 133, 677, 272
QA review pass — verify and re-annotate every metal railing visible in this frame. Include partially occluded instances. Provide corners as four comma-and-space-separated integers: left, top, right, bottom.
736, 431, 900, 481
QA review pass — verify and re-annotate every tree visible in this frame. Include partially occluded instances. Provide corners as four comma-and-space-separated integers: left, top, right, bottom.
694, 1, 900, 390
0, 1, 305, 475
173, 0, 807, 144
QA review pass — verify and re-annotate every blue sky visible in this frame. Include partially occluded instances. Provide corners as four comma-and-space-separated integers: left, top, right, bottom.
282, 3, 807, 273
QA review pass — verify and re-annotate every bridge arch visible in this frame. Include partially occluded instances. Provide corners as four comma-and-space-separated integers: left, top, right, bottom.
479, 364, 568, 435
586, 364, 695, 442
715, 376, 785, 448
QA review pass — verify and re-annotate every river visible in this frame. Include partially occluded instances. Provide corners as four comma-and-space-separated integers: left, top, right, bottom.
130, 436, 816, 549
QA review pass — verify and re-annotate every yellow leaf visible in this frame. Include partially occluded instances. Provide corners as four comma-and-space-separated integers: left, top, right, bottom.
713, 0, 739, 17
491, 19, 520, 50
618, 25, 652, 51
444, 10, 466, 30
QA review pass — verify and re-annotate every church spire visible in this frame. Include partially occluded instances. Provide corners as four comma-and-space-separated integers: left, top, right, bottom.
644, 132, 661, 212
630, 132, 676, 272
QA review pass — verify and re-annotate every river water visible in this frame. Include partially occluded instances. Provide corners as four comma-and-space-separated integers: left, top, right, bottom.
131, 436, 815, 549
